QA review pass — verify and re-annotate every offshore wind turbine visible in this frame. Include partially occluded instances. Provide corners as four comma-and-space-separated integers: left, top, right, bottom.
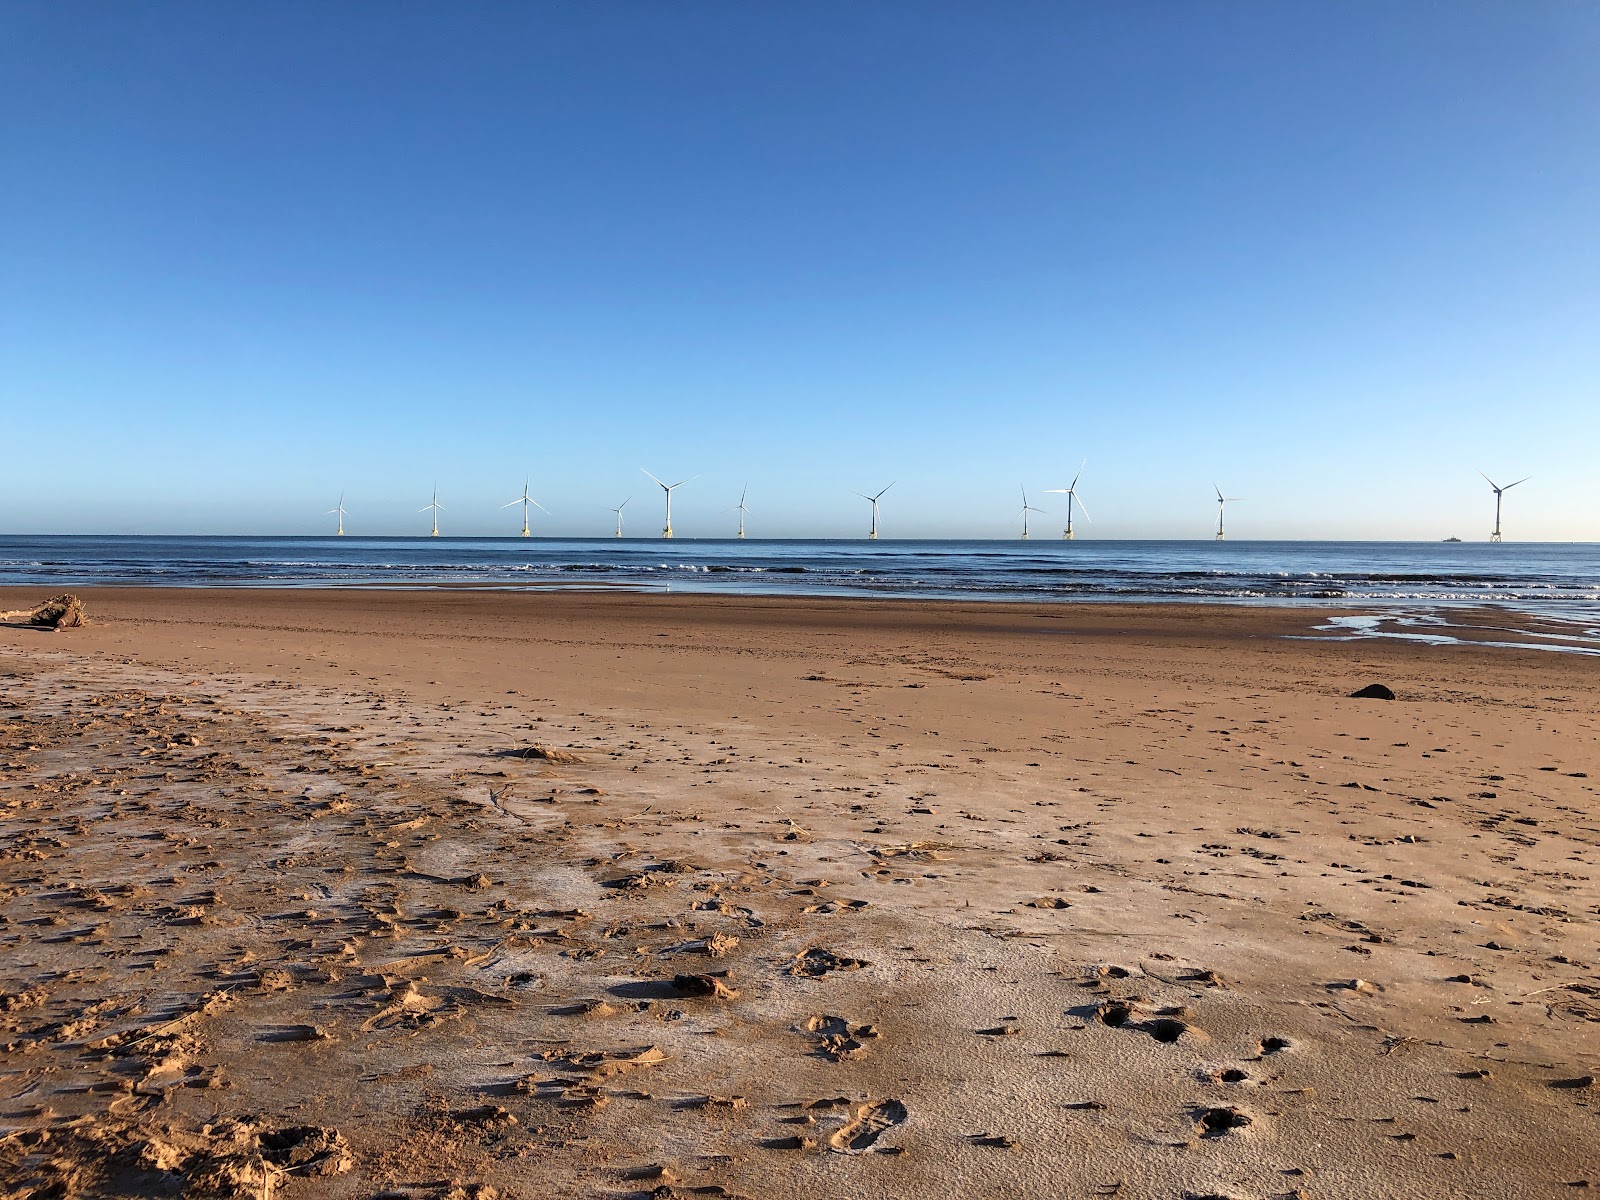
641, 469, 696, 538
1212, 484, 1243, 541
1044, 462, 1089, 540
853, 483, 894, 540
326, 493, 347, 536
726, 485, 751, 539
612, 498, 629, 538
420, 485, 443, 537
1481, 471, 1530, 543
1017, 486, 1047, 540
502, 478, 549, 537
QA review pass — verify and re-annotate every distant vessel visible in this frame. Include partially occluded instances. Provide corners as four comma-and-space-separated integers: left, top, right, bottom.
1444, 536, 1462, 542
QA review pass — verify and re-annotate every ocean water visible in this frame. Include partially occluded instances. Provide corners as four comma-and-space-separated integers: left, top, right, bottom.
1, 535, 1597, 609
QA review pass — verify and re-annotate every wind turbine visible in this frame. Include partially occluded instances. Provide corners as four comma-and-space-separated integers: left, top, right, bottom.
853, 483, 894, 540
726, 485, 751, 539
1044, 462, 1089, 540
502, 478, 549, 538
1212, 484, 1243, 541
641, 469, 696, 538
420, 485, 443, 537
1017, 486, 1047, 540
612, 498, 629, 539
1480, 471, 1530, 543
326, 493, 347, 536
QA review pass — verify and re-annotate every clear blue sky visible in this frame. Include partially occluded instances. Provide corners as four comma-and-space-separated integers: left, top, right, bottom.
3, 2, 1596, 540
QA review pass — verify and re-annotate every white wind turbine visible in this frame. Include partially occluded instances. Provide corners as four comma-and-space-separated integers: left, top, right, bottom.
1212, 484, 1243, 541
1045, 462, 1089, 540
1480, 471, 1530, 543
853, 483, 895, 540
726, 484, 751, 539
326, 492, 347, 536
612, 497, 630, 539
420, 485, 444, 537
641, 469, 696, 539
502, 478, 549, 538
1017, 486, 1048, 540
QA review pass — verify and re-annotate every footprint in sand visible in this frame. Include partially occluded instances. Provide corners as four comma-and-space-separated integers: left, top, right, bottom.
1194, 1106, 1254, 1137
787, 948, 870, 977
1145, 1016, 1209, 1045
828, 1098, 907, 1152
803, 1014, 880, 1061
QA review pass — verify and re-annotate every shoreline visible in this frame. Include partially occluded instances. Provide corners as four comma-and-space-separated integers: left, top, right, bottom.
3, 585, 1596, 660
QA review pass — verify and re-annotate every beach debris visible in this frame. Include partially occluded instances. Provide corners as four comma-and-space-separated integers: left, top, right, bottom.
0, 593, 86, 629
970, 1132, 1018, 1148
508, 744, 588, 763
1349, 683, 1396, 700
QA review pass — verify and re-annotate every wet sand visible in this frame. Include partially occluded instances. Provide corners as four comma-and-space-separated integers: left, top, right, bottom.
2, 587, 1597, 1199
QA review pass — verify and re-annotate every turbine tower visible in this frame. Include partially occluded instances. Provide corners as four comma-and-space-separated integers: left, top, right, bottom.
853, 483, 895, 540
420, 485, 443, 537
1212, 485, 1243, 541
727, 485, 751, 539
502, 478, 549, 537
1044, 462, 1089, 540
641, 469, 695, 539
1017, 486, 1047, 540
326, 493, 347, 536
1481, 471, 1530, 543
612, 497, 629, 539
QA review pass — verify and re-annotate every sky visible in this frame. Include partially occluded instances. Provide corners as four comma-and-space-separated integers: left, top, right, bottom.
3, 2, 1597, 540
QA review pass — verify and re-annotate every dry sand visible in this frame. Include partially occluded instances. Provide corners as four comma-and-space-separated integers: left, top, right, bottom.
2, 587, 1597, 1199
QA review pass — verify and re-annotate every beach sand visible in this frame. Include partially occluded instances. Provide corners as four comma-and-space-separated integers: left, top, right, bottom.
2, 587, 1597, 1199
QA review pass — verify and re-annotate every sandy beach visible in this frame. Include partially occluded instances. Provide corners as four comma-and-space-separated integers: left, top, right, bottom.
2, 587, 1597, 1199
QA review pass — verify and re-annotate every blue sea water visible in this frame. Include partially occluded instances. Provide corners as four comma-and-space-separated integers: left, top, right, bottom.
1, 535, 1597, 611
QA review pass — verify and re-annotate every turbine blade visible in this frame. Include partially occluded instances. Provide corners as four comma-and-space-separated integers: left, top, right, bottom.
641, 468, 666, 488
501, 499, 521, 508
1506, 476, 1531, 489
532, 500, 550, 514
875, 482, 896, 499
1479, 470, 1501, 490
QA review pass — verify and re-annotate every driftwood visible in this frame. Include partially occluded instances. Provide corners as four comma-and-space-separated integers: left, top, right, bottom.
0, 593, 87, 630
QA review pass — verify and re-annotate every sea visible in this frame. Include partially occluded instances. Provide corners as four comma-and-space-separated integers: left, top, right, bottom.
0, 533, 1595, 603
4, 535, 1597, 652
